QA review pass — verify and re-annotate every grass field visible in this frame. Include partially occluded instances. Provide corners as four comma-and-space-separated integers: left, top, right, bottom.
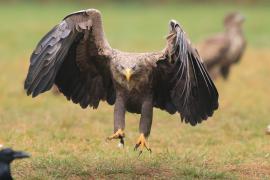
0, 2, 270, 179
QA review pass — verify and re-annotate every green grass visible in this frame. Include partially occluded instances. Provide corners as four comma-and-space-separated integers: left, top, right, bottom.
0, 2, 270, 179
0, 2, 269, 60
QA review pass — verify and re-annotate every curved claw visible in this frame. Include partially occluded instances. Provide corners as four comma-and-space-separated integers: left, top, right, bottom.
107, 129, 125, 140
134, 134, 152, 155
106, 129, 125, 146
134, 143, 140, 151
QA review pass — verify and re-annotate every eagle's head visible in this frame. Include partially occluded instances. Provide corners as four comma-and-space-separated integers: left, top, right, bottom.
114, 59, 146, 83
112, 55, 154, 91
224, 12, 245, 28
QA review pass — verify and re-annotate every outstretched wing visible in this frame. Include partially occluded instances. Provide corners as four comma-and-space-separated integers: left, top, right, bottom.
154, 25, 219, 126
24, 9, 116, 108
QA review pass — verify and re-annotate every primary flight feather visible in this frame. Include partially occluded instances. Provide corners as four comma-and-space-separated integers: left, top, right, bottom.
25, 9, 219, 152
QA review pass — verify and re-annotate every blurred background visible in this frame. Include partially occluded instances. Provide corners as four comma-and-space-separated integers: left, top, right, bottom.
0, 0, 269, 179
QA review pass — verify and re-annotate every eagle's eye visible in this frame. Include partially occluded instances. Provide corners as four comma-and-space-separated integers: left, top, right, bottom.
117, 65, 125, 71
131, 65, 136, 71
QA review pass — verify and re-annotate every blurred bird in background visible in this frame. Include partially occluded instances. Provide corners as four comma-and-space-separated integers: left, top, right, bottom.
0, 148, 30, 180
197, 12, 246, 80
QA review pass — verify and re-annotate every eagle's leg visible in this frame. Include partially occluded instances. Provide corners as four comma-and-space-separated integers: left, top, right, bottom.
107, 92, 126, 145
134, 95, 153, 153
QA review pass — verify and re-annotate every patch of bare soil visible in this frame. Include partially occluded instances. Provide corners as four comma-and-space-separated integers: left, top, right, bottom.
224, 163, 270, 179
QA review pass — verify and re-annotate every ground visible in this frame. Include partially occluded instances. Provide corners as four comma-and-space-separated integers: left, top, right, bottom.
0, 2, 269, 179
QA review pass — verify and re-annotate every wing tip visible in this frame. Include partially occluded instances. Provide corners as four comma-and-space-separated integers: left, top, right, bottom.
63, 9, 101, 20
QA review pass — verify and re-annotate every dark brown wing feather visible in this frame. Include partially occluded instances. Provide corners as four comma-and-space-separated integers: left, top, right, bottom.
24, 10, 115, 109
154, 26, 219, 126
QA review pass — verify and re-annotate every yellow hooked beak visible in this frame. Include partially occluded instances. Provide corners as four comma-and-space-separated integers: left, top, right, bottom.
124, 68, 132, 82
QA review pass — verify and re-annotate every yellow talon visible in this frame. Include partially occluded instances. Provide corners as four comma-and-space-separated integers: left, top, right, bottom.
107, 129, 125, 140
134, 133, 151, 154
